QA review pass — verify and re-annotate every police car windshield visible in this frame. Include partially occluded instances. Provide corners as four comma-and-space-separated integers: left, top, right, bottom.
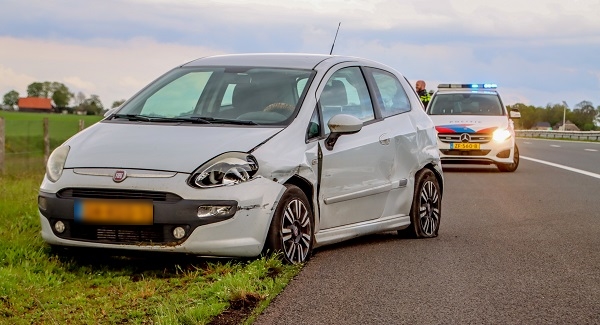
428, 93, 504, 116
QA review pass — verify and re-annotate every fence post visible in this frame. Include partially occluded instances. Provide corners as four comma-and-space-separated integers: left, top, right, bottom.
0, 117, 5, 174
79, 119, 84, 131
43, 118, 50, 165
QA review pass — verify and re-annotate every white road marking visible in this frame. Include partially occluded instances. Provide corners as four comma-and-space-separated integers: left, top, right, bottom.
521, 156, 600, 180
523, 142, 532, 144
550, 145, 561, 147
585, 149, 598, 152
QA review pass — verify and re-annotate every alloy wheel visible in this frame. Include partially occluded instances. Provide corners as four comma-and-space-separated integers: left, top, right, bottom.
281, 198, 312, 263
419, 180, 441, 236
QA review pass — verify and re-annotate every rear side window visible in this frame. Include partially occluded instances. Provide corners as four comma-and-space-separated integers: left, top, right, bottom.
366, 68, 411, 117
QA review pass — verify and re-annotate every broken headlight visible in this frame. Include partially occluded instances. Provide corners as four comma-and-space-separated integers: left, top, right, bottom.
188, 152, 259, 188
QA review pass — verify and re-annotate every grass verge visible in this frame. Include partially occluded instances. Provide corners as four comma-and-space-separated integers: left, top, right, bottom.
0, 171, 301, 324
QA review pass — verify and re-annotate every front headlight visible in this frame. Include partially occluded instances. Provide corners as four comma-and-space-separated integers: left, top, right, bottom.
188, 152, 259, 188
492, 128, 511, 143
46, 145, 70, 182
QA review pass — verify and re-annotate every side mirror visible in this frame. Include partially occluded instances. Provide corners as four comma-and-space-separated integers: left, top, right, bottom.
325, 114, 363, 150
509, 109, 521, 119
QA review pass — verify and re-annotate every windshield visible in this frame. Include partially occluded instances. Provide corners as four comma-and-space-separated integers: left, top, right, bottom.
428, 93, 505, 116
114, 66, 315, 126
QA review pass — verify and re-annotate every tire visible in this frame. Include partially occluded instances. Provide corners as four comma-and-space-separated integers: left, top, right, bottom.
497, 144, 519, 172
399, 169, 442, 238
265, 185, 314, 264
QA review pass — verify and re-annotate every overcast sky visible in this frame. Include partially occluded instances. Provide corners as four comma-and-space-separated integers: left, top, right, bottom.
1, 0, 599, 109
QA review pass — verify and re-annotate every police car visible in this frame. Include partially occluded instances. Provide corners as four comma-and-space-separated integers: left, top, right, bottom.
426, 83, 520, 172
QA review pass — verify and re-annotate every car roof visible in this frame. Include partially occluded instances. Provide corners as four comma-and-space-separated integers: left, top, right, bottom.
435, 89, 499, 95
434, 83, 499, 96
182, 53, 386, 70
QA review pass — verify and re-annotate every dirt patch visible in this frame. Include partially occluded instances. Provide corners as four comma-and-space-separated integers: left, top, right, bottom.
207, 293, 262, 325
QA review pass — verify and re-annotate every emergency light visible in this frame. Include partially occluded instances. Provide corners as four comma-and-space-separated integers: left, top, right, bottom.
438, 83, 497, 89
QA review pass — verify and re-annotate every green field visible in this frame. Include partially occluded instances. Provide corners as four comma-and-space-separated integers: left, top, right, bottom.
0, 112, 300, 323
0, 111, 104, 174
0, 111, 103, 138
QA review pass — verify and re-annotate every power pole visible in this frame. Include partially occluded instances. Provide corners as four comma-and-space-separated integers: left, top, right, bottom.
561, 101, 568, 131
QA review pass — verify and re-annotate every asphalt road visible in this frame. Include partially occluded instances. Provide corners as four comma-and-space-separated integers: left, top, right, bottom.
255, 139, 600, 325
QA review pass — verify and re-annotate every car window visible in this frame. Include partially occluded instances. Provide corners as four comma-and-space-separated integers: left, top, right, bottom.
118, 67, 314, 126
221, 84, 235, 106
366, 68, 411, 117
428, 93, 504, 116
141, 71, 212, 117
306, 108, 321, 141
319, 67, 375, 134
297, 78, 308, 97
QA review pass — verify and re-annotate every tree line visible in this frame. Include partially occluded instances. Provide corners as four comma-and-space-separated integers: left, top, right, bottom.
2, 81, 126, 115
508, 101, 599, 131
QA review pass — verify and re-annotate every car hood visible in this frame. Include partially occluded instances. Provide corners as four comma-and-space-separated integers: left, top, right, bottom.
63, 122, 282, 172
428, 115, 509, 134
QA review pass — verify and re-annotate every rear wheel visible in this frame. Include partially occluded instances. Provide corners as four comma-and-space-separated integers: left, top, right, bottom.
497, 144, 519, 172
399, 169, 441, 238
265, 185, 313, 264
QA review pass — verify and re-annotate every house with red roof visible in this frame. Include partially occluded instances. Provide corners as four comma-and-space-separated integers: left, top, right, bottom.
18, 97, 54, 112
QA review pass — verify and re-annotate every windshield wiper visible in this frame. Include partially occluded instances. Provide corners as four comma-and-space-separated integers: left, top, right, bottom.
112, 114, 152, 122
151, 117, 212, 124
112, 114, 257, 125
194, 117, 258, 125
111, 115, 212, 124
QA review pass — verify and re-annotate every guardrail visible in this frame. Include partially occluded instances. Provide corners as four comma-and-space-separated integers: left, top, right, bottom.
516, 130, 600, 141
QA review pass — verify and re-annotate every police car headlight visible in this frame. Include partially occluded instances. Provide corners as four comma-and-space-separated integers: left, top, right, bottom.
46, 146, 70, 182
492, 129, 511, 143
188, 152, 259, 188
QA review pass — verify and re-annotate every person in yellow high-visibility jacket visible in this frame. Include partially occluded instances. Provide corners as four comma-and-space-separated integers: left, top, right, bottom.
415, 80, 431, 109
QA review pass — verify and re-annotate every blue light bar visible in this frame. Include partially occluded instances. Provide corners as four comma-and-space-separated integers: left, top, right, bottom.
438, 83, 498, 89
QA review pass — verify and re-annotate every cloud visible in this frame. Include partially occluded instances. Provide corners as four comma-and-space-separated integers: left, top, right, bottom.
0, 0, 599, 108
63, 77, 96, 94
0, 36, 224, 107
0, 65, 36, 96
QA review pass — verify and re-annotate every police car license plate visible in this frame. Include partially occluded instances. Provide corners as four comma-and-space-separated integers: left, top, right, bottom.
450, 143, 480, 150
74, 200, 153, 225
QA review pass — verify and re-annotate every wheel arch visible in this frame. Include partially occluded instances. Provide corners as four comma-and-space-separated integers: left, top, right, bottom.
283, 175, 315, 213
424, 163, 444, 195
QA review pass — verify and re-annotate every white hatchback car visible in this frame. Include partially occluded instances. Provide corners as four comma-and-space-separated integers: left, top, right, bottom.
39, 53, 443, 264
426, 84, 520, 172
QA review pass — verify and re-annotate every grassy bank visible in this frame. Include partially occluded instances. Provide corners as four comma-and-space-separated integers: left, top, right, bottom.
0, 171, 300, 324
0, 111, 104, 174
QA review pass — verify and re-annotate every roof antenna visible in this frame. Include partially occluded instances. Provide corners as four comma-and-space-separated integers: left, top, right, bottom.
329, 22, 341, 55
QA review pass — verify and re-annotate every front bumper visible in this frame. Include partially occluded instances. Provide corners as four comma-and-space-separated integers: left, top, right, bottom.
39, 170, 285, 257
437, 138, 515, 165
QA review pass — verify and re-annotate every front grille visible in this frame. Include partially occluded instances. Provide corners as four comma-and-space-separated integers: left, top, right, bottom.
58, 188, 181, 202
441, 149, 491, 156
70, 224, 166, 243
438, 133, 492, 143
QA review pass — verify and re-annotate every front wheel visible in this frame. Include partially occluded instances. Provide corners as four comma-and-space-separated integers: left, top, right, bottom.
399, 169, 442, 238
497, 144, 519, 172
265, 185, 314, 264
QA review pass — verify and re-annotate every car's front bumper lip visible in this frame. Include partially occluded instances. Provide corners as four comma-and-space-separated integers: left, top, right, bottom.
39, 190, 239, 244
437, 139, 515, 164
39, 174, 286, 257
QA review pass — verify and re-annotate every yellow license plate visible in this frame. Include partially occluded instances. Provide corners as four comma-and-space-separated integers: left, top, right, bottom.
450, 143, 480, 150
75, 200, 153, 225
